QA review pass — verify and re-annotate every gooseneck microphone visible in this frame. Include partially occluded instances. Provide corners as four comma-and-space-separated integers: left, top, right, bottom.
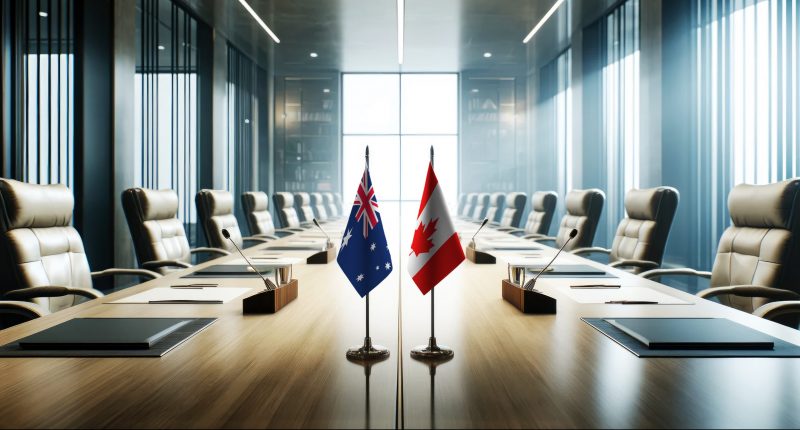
524, 229, 578, 291
469, 218, 490, 248
312, 218, 332, 248
222, 228, 277, 291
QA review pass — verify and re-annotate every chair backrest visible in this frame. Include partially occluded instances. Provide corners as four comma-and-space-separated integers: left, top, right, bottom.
710, 180, 800, 312
242, 191, 276, 236
273, 192, 301, 228
609, 187, 680, 271
461, 193, 478, 217
0, 179, 92, 312
524, 191, 558, 235
294, 192, 315, 223
472, 193, 491, 220
322, 192, 338, 217
195, 189, 243, 252
310, 192, 328, 221
555, 189, 605, 251
122, 188, 191, 268
499, 192, 528, 227
485, 193, 506, 224
333, 192, 344, 216
457, 194, 467, 216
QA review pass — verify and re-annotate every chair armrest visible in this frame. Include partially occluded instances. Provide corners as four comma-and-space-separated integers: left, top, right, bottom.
754, 301, 800, 322
91, 268, 162, 280
529, 236, 557, 243
243, 236, 271, 244
0, 300, 49, 320
253, 233, 280, 240
4, 286, 104, 301
609, 259, 660, 270
640, 267, 712, 280
142, 260, 192, 270
571, 247, 611, 256
190, 247, 230, 257
697, 285, 800, 301
495, 227, 520, 233
283, 228, 306, 232
273, 229, 296, 236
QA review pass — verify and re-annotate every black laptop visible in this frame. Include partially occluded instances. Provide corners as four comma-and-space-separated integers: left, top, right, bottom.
606, 318, 775, 350
17, 318, 192, 350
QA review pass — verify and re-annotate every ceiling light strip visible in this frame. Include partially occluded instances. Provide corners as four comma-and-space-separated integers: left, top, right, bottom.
522, 0, 565, 44
397, 0, 404, 64
237, 0, 281, 44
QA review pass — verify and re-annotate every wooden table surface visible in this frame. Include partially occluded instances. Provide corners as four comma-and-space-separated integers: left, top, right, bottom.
1, 218, 799, 429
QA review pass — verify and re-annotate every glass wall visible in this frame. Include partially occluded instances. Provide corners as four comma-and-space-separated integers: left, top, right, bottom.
18, 0, 74, 187
602, 0, 640, 243
342, 73, 458, 209
695, 0, 800, 268
134, 0, 199, 240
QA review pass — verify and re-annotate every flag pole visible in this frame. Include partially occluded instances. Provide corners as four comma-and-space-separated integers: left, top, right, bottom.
347, 145, 390, 361
410, 146, 454, 360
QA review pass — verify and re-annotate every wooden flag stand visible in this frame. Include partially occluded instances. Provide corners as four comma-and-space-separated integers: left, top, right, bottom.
346, 146, 390, 361
411, 147, 454, 361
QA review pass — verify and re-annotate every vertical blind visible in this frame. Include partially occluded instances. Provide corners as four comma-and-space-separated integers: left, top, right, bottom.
17, 0, 74, 187
134, 0, 199, 239
539, 49, 572, 222
695, 0, 799, 267
602, 0, 641, 240
226, 44, 258, 221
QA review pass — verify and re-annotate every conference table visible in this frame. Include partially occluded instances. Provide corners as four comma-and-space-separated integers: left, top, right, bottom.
0, 217, 800, 428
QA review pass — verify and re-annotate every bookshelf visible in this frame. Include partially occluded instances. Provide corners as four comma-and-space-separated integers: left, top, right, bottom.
275, 75, 340, 193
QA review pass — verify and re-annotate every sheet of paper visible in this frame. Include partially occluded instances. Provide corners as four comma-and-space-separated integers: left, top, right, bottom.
221, 257, 301, 266
559, 286, 692, 305
111, 287, 253, 304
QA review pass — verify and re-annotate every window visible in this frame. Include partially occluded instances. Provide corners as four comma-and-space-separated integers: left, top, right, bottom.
603, 0, 640, 238
18, 0, 74, 186
134, 0, 199, 239
539, 49, 572, 221
695, 0, 800, 264
342, 74, 459, 209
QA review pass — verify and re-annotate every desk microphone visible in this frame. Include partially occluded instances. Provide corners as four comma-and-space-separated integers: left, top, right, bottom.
221, 228, 277, 291
312, 218, 332, 248
469, 218, 490, 248
523, 229, 578, 291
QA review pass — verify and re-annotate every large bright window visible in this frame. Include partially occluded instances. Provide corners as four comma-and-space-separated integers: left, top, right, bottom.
342, 74, 459, 209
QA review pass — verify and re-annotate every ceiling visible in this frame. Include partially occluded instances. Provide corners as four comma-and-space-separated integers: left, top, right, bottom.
182, 0, 613, 75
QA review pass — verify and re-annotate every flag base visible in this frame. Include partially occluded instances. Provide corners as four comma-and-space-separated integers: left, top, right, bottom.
346, 337, 390, 361
410, 337, 454, 360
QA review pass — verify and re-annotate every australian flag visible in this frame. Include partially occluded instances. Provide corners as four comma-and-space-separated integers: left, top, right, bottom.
337, 167, 393, 297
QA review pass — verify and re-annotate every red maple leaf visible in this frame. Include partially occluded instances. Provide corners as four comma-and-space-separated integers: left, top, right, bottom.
410, 218, 438, 256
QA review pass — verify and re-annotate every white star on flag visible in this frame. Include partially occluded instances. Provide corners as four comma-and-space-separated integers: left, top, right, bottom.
370, 243, 376, 251
342, 229, 353, 247
385, 262, 391, 270
356, 274, 364, 282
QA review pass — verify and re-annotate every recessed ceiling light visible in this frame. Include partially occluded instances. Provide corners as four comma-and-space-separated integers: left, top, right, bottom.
38, 11, 48, 17
309, 52, 318, 58
323, 88, 330, 93
483, 52, 492, 58
157, 45, 165, 51
237, 0, 280, 44
397, 0, 404, 65
471, 89, 480, 93
523, 0, 566, 44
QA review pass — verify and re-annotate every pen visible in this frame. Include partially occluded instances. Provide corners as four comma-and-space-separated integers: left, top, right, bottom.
170, 283, 217, 288
604, 300, 659, 304
571, 284, 621, 289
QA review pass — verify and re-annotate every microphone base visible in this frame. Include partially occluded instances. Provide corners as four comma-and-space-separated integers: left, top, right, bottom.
466, 243, 496, 264
306, 243, 335, 264
502, 279, 557, 314
243, 279, 299, 314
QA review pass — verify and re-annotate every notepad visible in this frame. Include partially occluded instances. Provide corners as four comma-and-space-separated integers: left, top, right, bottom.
17, 318, 192, 350
562, 286, 691, 305
605, 318, 775, 350
525, 264, 606, 276
111, 287, 252, 304
184, 264, 275, 278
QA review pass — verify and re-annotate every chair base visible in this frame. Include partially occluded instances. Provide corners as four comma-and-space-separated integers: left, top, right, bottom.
243, 279, 298, 314
502, 279, 557, 314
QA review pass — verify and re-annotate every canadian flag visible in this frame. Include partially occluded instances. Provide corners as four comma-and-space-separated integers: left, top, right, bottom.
408, 162, 465, 295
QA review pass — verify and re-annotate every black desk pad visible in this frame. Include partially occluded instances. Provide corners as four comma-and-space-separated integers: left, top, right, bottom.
0, 318, 216, 357
183, 264, 275, 278
583, 318, 800, 357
